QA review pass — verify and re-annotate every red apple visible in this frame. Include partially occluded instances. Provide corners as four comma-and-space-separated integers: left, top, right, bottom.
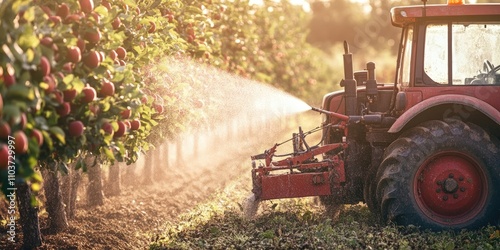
108, 50, 117, 61
0, 121, 11, 139
81, 85, 96, 103
63, 14, 82, 24
89, 104, 100, 115
101, 122, 113, 135
115, 46, 127, 59
193, 99, 204, 109
3, 64, 15, 87
79, 0, 94, 13
112, 18, 121, 29
98, 51, 106, 62
84, 29, 101, 44
0, 144, 8, 170
56, 3, 70, 18
100, 80, 115, 97
31, 129, 44, 146
63, 89, 78, 102
19, 113, 27, 130
53, 91, 64, 104
77, 38, 86, 52
148, 21, 156, 33
123, 120, 131, 129
13, 131, 28, 154
90, 12, 100, 23
166, 14, 174, 23
67, 46, 82, 63
40, 36, 54, 47
40, 5, 53, 16
154, 104, 164, 114
113, 121, 126, 137
102, 0, 111, 10
121, 109, 131, 119
83, 51, 100, 68
68, 120, 84, 137
57, 102, 71, 116
43, 75, 56, 93
130, 119, 141, 130
49, 16, 62, 25
63, 62, 74, 72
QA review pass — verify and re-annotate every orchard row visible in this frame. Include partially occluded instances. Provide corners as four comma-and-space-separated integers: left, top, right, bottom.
0, 0, 333, 195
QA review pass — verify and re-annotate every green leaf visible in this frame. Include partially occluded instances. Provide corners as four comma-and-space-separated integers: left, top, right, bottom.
70, 77, 85, 92
2, 104, 21, 125
6, 84, 34, 100
103, 147, 115, 160
186, 6, 202, 14
63, 74, 75, 85
18, 26, 39, 49
42, 130, 53, 150
94, 6, 109, 17
101, 101, 111, 112
49, 126, 66, 144
25, 48, 35, 62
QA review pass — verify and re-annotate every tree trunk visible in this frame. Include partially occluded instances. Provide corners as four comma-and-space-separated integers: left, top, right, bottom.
87, 157, 105, 207
42, 167, 69, 232
107, 162, 121, 196
68, 170, 81, 218
61, 163, 81, 219
176, 137, 184, 167
62, 168, 81, 219
61, 168, 71, 218
121, 162, 137, 187
143, 151, 153, 184
153, 145, 160, 181
164, 143, 169, 169
16, 182, 42, 249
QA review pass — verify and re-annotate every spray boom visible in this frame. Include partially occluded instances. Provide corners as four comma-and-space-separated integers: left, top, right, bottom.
310, 106, 349, 121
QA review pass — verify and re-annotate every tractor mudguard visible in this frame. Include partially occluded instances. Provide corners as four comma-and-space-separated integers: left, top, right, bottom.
388, 94, 500, 133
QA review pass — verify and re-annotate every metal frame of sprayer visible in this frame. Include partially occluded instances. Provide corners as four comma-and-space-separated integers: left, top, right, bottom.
250, 114, 347, 201
250, 41, 392, 202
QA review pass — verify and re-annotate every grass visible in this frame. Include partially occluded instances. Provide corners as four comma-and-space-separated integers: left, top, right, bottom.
149, 179, 500, 250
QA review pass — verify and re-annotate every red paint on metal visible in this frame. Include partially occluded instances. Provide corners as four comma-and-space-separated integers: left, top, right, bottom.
389, 93, 500, 133
414, 152, 488, 225
252, 144, 346, 201
259, 172, 332, 200
272, 143, 346, 167
391, 4, 500, 27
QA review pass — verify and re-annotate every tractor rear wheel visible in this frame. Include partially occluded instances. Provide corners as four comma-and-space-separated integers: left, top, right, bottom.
376, 119, 500, 230
364, 161, 381, 218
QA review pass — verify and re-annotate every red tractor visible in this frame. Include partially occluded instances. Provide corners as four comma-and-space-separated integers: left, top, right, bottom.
248, 0, 500, 230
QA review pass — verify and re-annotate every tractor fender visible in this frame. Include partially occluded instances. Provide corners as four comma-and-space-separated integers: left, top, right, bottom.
388, 94, 500, 133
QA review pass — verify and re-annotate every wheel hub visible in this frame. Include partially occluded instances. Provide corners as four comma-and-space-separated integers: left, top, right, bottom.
443, 177, 458, 193
414, 152, 487, 225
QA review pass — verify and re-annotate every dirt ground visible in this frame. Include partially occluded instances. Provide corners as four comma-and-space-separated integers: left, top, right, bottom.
0, 115, 317, 249
0, 145, 257, 249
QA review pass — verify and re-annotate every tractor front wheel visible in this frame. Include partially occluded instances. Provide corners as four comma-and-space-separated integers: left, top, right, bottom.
376, 119, 500, 230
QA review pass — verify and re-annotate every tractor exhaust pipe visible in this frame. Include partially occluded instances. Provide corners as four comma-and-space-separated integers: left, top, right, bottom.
342, 41, 358, 116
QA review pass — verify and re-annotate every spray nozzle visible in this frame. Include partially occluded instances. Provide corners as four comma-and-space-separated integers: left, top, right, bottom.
310, 106, 349, 122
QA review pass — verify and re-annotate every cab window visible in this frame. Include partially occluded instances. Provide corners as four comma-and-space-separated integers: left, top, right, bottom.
423, 23, 500, 85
